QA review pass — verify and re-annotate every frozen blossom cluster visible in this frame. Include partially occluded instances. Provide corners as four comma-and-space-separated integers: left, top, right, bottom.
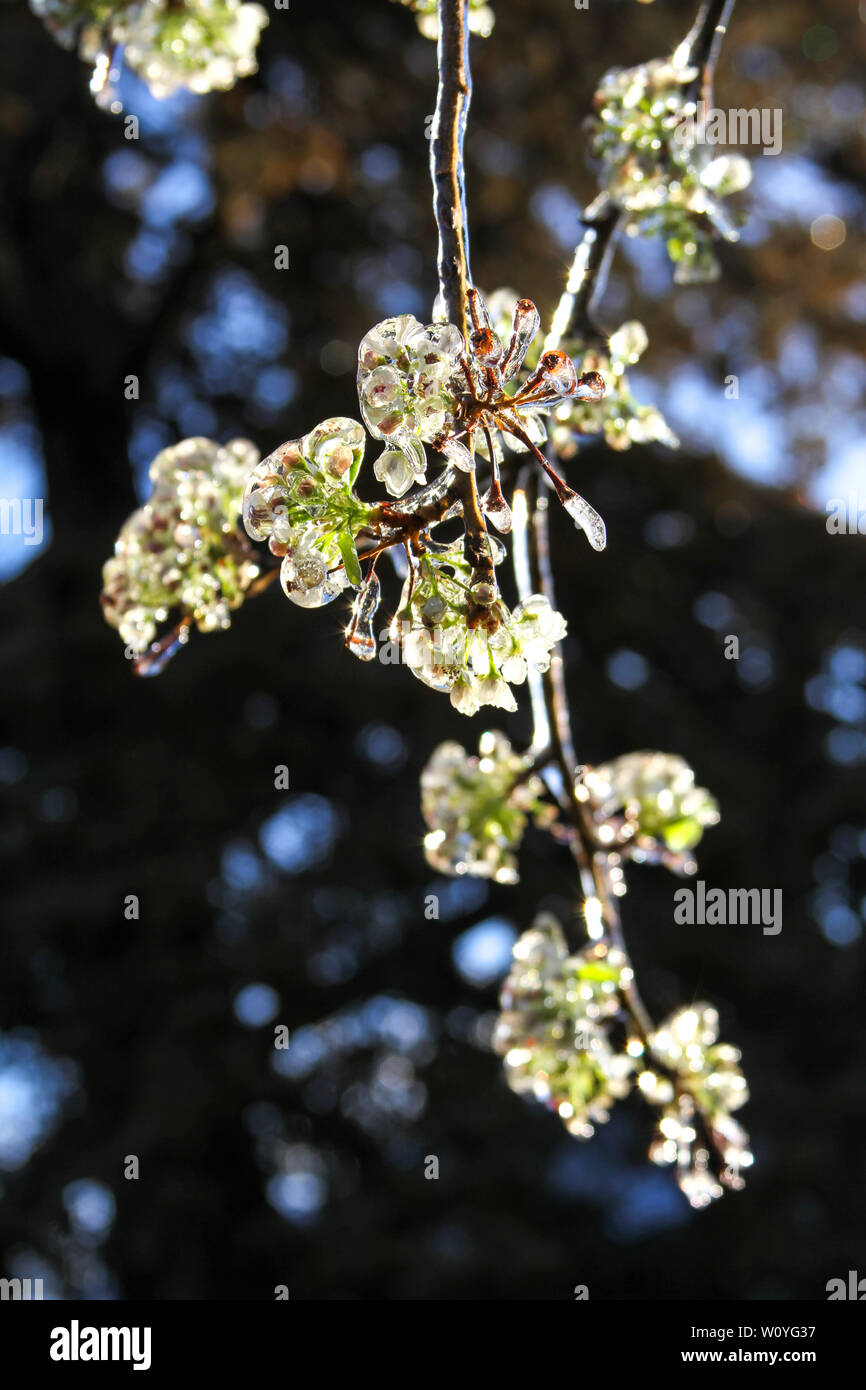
242, 417, 371, 610
101, 436, 261, 670
394, 559, 568, 716
357, 315, 464, 498
30, 0, 268, 99
494, 917, 751, 1206
579, 750, 720, 867
420, 732, 745, 1204
449, 289, 608, 552
484, 290, 677, 461
493, 915, 636, 1139
589, 52, 751, 283
421, 731, 554, 883
102, 296, 593, 708
643, 1004, 752, 1207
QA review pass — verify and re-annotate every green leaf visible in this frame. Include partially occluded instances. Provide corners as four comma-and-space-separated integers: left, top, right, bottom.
662, 817, 704, 853
338, 530, 363, 588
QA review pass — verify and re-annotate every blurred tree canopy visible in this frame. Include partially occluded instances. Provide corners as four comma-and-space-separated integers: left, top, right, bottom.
0, 0, 864, 1298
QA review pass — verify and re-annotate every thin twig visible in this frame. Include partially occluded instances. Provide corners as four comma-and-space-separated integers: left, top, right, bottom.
512, 463, 654, 1033
430, 0, 473, 339
545, 195, 624, 350
678, 0, 737, 106
453, 468, 495, 595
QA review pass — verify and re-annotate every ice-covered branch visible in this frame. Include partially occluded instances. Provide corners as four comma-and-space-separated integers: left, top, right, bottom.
430, 0, 474, 340
545, 195, 624, 350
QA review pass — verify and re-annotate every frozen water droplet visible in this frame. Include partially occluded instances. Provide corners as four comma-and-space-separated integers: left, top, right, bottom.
347, 571, 381, 661
470, 327, 503, 367
608, 320, 647, 366
539, 350, 578, 396
563, 491, 607, 552
394, 429, 427, 478
482, 482, 513, 534
442, 436, 475, 472
575, 370, 606, 402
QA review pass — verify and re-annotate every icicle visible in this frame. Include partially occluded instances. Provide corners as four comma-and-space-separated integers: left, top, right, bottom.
467, 286, 494, 336
482, 474, 513, 534
346, 571, 381, 661
562, 490, 607, 552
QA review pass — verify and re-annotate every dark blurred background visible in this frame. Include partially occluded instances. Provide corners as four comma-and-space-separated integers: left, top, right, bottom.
0, 0, 864, 1300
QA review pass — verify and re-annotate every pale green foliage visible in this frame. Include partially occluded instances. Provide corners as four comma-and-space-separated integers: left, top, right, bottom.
589, 53, 752, 283
421, 730, 555, 882
30, 0, 268, 99
101, 436, 261, 665
494, 917, 752, 1207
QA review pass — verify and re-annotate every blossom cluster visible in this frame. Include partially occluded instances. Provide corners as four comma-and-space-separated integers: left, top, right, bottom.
242, 417, 372, 609
30, 0, 268, 100
494, 917, 751, 1205
421, 731, 555, 883
101, 436, 261, 668
357, 314, 464, 497
579, 750, 719, 869
444, 288, 609, 550
492, 914, 635, 1138
103, 293, 601, 707
394, 545, 568, 715
589, 55, 751, 283
641, 1004, 752, 1208
551, 320, 679, 455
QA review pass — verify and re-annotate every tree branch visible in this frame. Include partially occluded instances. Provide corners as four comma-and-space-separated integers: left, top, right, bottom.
545, 195, 624, 350
512, 466, 654, 1030
430, 0, 473, 340
678, 0, 737, 105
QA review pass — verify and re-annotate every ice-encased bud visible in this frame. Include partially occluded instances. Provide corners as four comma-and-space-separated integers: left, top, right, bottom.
501, 297, 541, 380
303, 416, 366, 483
374, 448, 415, 498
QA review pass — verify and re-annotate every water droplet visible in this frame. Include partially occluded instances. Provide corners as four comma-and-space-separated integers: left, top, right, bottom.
346, 571, 381, 661
563, 491, 607, 551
